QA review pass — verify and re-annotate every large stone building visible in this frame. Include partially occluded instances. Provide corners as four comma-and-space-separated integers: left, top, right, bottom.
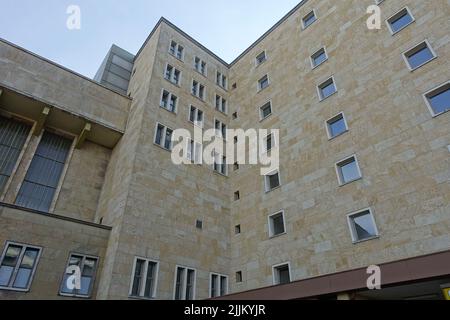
0, 0, 449, 300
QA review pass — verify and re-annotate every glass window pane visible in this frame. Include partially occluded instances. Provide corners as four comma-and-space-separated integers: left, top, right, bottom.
340, 159, 360, 183
269, 173, 280, 189
353, 212, 377, 240
329, 116, 347, 137
185, 269, 195, 300
220, 276, 227, 296
144, 262, 155, 298
175, 267, 184, 300
131, 259, 144, 296
428, 87, 450, 115
2, 245, 22, 267
12, 268, 32, 288
407, 46, 434, 69
0, 265, 14, 286
79, 276, 92, 295
390, 11, 413, 33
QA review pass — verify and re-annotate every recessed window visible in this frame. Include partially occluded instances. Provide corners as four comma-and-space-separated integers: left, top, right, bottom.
318, 77, 337, 100
234, 191, 240, 201
233, 162, 240, 171
189, 106, 204, 127
347, 208, 379, 243
15, 131, 72, 212
232, 112, 238, 120
336, 155, 362, 185
256, 51, 267, 66
214, 119, 227, 139
423, 82, 450, 116
0, 242, 41, 291
302, 10, 317, 29
0, 116, 31, 194
387, 7, 414, 34
264, 170, 281, 192
216, 71, 227, 89
268, 211, 286, 237
235, 271, 243, 283
235, 224, 241, 235
260, 101, 272, 120
129, 257, 159, 299
210, 273, 228, 298
169, 40, 184, 60
215, 94, 227, 113
326, 112, 348, 139
272, 263, 291, 285
186, 139, 202, 164
194, 57, 207, 76
60, 253, 99, 298
192, 80, 205, 100
258, 75, 270, 91
311, 47, 328, 68
154, 123, 173, 151
196, 219, 203, 229
160, 89, 177, 113
264, 133, 274, 152
174, 266, 196, 300
403, 41, 437, 71
164, 64, 181, 85
213, 151, 227, 176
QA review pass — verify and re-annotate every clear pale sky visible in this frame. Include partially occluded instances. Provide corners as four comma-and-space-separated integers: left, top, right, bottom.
0, 0, 302, 78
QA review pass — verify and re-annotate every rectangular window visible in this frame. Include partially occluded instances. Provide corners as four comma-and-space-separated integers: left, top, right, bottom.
272, 263, 291, 285
264, 133, 274, 152
258, 75, 270, 91
192, 80, 205, 100
169, 40, 184, 60
213, 151, 227, 176
256, 51, 267, 66
235, 225, 241, 234
423, 82, 450, 116
235, 271, 243, 283
215, 95, 227, 113
210, 273, 228, 298
160, 89, 177, 113
311, 47, 328, 68
164, 64, 181, 85
347, 208, 379, 243
154, 123, 173, 151
260, 101, 272, 120
216, 72, 227, 89
0, 242, 41, 291
326, 112, 348, 139
214, 119, 227, 139
318, 77, 337, 100
187, 139, 203, 164
0, 116, 31, 194
264, 171, 280, 192
189, 106, 204, 127
129, 257, 159, 299
268, 211, 286, 237
15, 131, 72, 212
194, 57, 207, 76
174, 266, 196, 300
234, 191, 240, 201
302, 10, 317, 29
60, 253, 98, 297
387, 7, 414, 34
402, 40, 437, 71
336, 155, 362, 185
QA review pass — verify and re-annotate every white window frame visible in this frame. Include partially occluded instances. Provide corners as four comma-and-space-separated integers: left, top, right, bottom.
422, 80, 450, 117
215, 94, 227, 114
173, 265, 197, 300
188, 105, 204, 127
317, 76, 338, 101
325, 111, 349, 140
310, 47, 328, 69
255, 51, 267, 67
386, 7, 415, 35
194, 56, 207, 76
59, 252, 99, 298
335, 154, 363, 186
263, 132, 276, 153
159, 89, 178, 113
401, 40, 437, 71
264, 170, 281, 192
347, 208, 380, 244
214, 118, 227, 140
268, 210, 286, 238
192, 79, 206, 100
212, 150, 228, 176
169, 40, 184, 61
259, 100, 273, 121
209, 272, 229, 298
0, 241, 42, 292
128, 256, 160, 300
216, 71, 228, 90
164, 63, 181, 86
257, 75, 270, 92
153, 122, 174, 151
272, 262, 291, 285
301, 9, 317, 29
186, 138, 203, 164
